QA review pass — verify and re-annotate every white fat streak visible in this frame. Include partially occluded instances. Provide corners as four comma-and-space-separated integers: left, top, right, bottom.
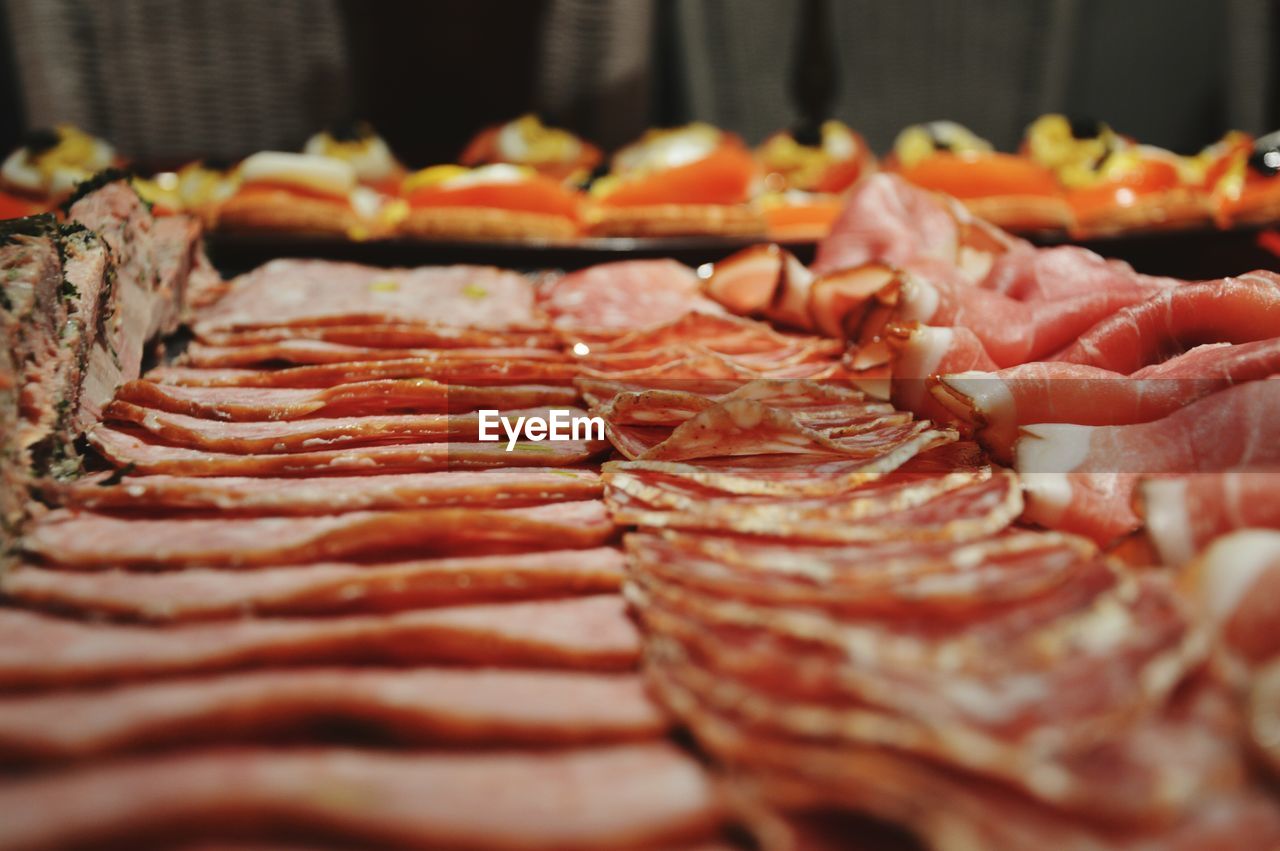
899, 276, 940, 324
1192, 530, 1280, 625
1016, 424, 1093, 474
1141, 478, 1194, 565
239, 152, 356, 198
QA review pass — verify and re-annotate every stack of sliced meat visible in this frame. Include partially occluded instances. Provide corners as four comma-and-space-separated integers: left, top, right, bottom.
706, 173, 1280, 552
1, 176, 216, 551
0, 258, 730, 850
578, 248, 1280, 847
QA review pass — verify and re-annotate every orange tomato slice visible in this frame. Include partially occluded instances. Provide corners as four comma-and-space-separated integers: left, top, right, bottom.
597, 144, 757, 207
1067, 158, 1181, 222
811, 155, 868, 194
763, 198, 843, 239
897, 152, 1061, 199
0, 191, 44, 219
405, 174, 582, 220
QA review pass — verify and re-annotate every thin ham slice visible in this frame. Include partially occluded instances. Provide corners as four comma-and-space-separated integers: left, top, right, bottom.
1, 548, 625, 620
1141, 471, 1280, 564
539, 259, 722, 337
88, 427, 608, 477
103, 402, 580, 454
1017, 380, 1280, 545
195, 323, 560, 349
851, 323, 997, 425
979, 245, 1176, 302
116, 378, 579, 420
1052, 272, 1280, 373
591, 310, 837, 357
25, 501, 614, 569
0, 668, 665, 760
60, 469, 602, 515
146, 358, 581, 388
935, 340, 1280, 463
182, 340, 564, 368
0, 596, 639, 687
193, 260, 541, 332
0, 743, 721, 850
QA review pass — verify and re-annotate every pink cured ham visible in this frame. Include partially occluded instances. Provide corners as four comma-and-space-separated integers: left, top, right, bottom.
60, 469, 602, 515
0, 596, 639, 687
147, 358, 582, 388
24, 501, 614, 568
192, 260, 541, 332
0, 743, 721, 850
856, 323, 998, 425
1017, 380, 1280, 545
1052, 272, 1280, 373
812, 173, 1022, 280
182, 340, 564, 368
594, 381, 891, 428
0, 669, 665, 760
936, 339, 1280, 463
195, 323, 560, 349
114, 378, 579, 420
103, 402, 581, 454
608, 466, 1021, 543
1251, 659, 1280, 779
1180, 530, 1280, 664
88, 427, 609, 476
591, 309, 838, 357
538, 259, 722, 337
979, 245, 1177, 302
1, 548, 626, 620
852, 272, 1158, 368
1141, 470, 1280, 564
579, 339, 838, 373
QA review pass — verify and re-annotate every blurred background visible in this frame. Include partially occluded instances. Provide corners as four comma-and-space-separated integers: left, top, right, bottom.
1, 0, 1276, 168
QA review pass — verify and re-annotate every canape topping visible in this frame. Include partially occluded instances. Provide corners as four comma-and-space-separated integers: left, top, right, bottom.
1024, 114, 1122, 186
304, 121, 400, 184
238, 152, 357, 198
612, 123, 723, 176
892, 121, 993, 169
758, 121, 862, 190
1, 125, 115, 198
402, 164, 535, 194
177, 161, 240, 209
494, 115, 584, 165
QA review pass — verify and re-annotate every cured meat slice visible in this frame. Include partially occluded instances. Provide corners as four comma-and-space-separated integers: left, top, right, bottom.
1, 548, 625, 620
1180, 530, 1280, 664
596, 381, 891, 428
115, 378, 579, 420
538, 259, 721, 337
609, 467, 1021, 542
852, 323, 998, 425
632, 565, 1199, 755
89, 427, 608, 476
25, 501, 614, 568
103, 401, 581, 454
0, 668, 665, 760
60, 469, 602, 515
1251, 658, 1280, 778
1141, 471, 1280, 564
936, 340, 1280, 463
582, 350, 846, 382
592, 310, 838, 357
182, 340, 563, 368
979, 245, 1176, 302
193, 260, 541, 332
580, 340, 838, 372
606, 438, 969, 500
1018, 380, 1280, 545
812, 174, 1022, 279
1052, 272, 1280, 373
0, 743, 721, 850
0, 595, 639, 687
196, 323, 560, 350
146, 358, 581, 388
626, 528, 1096, 615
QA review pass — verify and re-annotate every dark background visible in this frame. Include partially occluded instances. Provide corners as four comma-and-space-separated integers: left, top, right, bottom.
1, 0, 1277, 169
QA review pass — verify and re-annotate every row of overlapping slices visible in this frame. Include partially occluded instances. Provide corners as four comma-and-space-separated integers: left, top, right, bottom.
6, 115, 1280, 244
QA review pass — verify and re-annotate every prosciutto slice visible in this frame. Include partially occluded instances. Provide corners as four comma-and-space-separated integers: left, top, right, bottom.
2, 548, 625, 620
979, 245, 1176, 302
89, 427, 608, 477
538, 259, 721, 337
591, 310, 838, 357
0, 743, 721, 850
182, 340, 563, 368
193, 260, 541, 332
148, 359, 581, 388
0, 596, 639, 687
195, 323, 560, 350
25, 502, 614, 568
1052, 272, 1280, 373
1141, 470, 1280, 564
935, 339, 1280, 462
103, 402, 578, 454
116, 378, 578, 420
61, 469, 602, 515
1017, 380, 1280, 545
0, 669, 664, 760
